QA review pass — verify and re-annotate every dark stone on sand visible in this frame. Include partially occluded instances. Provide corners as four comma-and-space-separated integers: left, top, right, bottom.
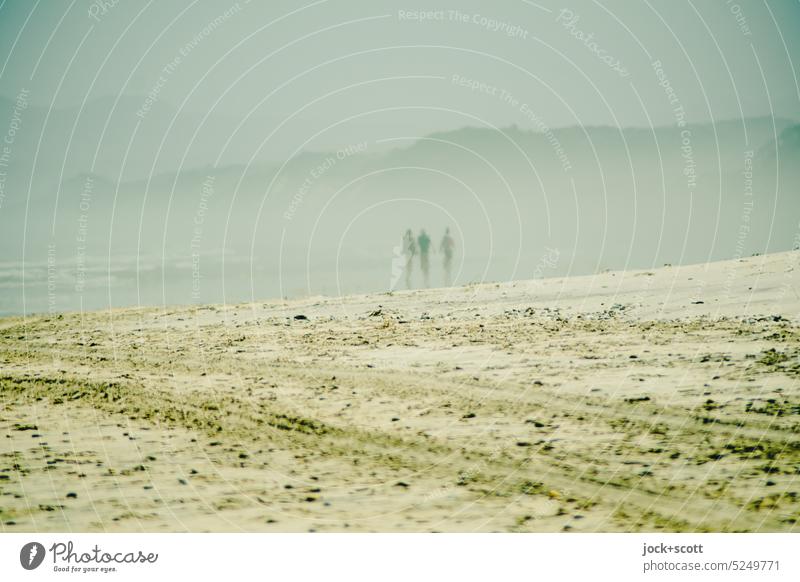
12, 423, 38, 431
624, 396, 650, 403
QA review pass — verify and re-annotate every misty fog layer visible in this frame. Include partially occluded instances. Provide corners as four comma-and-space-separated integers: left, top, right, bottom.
0, 1, 798, 315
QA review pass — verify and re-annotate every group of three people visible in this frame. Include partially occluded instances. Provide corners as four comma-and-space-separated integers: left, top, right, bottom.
402, 228, 455, 288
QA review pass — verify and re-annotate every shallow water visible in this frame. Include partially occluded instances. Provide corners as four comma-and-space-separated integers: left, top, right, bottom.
0, 252, 530, 316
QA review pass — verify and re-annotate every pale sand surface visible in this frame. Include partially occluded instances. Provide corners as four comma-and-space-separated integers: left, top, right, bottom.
1, 251, 799, 532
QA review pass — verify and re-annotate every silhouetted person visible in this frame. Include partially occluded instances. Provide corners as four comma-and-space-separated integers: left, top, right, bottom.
402, 229, 416, 289
417, 229, 431, 287
440, 227, 455, 286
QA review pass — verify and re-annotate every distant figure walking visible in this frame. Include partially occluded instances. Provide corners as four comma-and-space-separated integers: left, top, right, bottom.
440, 227, 455, 286
417, 229, 431, 287
402, 229, 417, 289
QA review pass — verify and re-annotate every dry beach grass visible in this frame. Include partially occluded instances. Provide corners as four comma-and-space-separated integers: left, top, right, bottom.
1, 251, 799, 532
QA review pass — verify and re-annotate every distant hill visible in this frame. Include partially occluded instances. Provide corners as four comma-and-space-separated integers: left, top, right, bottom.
1, 99, 798, 305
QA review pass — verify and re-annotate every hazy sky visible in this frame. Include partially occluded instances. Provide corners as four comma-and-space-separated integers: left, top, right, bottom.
1, 0, 799, 147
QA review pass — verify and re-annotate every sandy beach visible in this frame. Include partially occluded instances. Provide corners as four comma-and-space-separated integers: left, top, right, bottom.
1, 250, 799, 532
